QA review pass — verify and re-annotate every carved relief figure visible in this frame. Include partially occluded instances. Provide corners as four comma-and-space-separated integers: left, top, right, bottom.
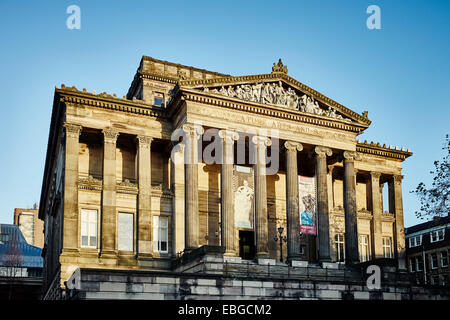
200, 82, 351, 121
234, 180, 254, 229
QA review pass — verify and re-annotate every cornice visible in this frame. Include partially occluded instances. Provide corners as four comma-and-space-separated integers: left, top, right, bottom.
179, 73, 371, 126
141, 55, 229, 78
173, 88, 366, 134
56, 85, 167, 119
356, 141, 412, 161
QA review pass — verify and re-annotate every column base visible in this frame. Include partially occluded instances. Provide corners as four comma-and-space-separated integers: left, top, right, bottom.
321, 262, 339, 269
290, 260, 309, 268
223, 256, 242, 263
257, 258, 276, 266
137, 253, 154, 260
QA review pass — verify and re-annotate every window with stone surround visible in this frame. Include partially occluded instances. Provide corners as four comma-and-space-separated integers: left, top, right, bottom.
408, 235, 422, 248
441, 251, 448, 268
416, 256, 424, 271
81, 209, 98, 248
335, 233, 345, 262
382, 236, 393, 258
430, 229, 445, 243
359, 234, 370, 262
153, 215, 168, 253
153, 92, 164, 107
431, 253, 438, 269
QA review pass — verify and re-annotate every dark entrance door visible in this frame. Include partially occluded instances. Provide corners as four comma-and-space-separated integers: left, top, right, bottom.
239, 230, 255, 260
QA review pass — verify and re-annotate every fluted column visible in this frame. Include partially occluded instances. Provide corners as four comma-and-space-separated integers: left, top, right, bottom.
219, 130, 239, 256
314, 146, 333, 262
391, 175, 406, 270
252, 135, 271, 259
284, 141, 303, 261
370, 172, 383, 259
137, 135, 153, 258
183, 123, 203, 251
343, 151, 361, 265
63, 123, 82, 251
101, 129, 119, 256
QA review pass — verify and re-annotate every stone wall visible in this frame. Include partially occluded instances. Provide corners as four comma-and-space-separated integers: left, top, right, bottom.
63, 267, 450, 301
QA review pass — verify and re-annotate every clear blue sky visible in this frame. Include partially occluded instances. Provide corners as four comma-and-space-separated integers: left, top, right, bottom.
0, 1, 448, 227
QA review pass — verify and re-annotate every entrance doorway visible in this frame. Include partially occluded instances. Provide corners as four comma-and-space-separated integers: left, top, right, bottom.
239, 230, 255, 260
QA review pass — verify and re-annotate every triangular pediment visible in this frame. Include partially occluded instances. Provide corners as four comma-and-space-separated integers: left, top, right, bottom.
178, 72, 370, 126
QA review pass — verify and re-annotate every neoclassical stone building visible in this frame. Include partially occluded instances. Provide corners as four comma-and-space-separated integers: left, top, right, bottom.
39, 56, 413, 299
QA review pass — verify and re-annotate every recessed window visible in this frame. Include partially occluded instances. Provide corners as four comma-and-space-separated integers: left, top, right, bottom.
359, 234, 370, 262
81, 209, 98, 248
153, 216, 168, 253
382, 237, 393, 258
0, 234, 9, 243
410, 258, 416, 272
431, 253, 438, 269
118, 212, 134, 252
416, 256, 423, 271
430, 229, 445, 243
441, 251, 448, 268
408, 235, 422, 248
335, 233, 345, 262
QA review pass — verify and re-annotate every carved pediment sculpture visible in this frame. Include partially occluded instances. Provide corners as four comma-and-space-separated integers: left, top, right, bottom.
201, 81, 351, 122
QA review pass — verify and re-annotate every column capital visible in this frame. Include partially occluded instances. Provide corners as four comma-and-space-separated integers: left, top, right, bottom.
313, 146, 332, 158
64, 123, 82, 138
251, 135, 271, 147
218, 129, 239, 143
102, 129, 119, 142
370, 171, 382, 180
284, 141, 303, 152
393, 174, 404, 184
342, 150, 361, 161
182, 123, 204, 137
136, 135, 153, 148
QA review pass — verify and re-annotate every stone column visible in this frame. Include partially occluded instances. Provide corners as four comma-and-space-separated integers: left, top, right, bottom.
171, 143, 185, 256
284, 141, 303, 262
252, 135, 271, 259
219, 130, 239, 256
137, 135, 153, 258
370, 172, 383, 259
183, 123, 203, 251
314, 146, 333, 263
391, 175, 406, 270
101, 129, 119, 256
342, 151, 361, 265
62, 123, 82, 252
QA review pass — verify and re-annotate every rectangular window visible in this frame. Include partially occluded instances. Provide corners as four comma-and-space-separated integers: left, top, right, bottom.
382, 237, 393, 258
441, 251, 448, 268
410, 258, 416, 272
359, 235, 370, 262
0, 234, 9, 243
430, 229, 445, 243
416, 256, 423, 271
335, 233, 345, 262
118, 212, 134, 251
81, 209, 98, 248
408, 235, 422, 248
153, 216, 168, 253
431, 253, 438, 269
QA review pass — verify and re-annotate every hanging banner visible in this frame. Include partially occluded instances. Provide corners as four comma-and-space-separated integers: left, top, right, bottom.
298, 175, 317, 235
233, 165, 254, 229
